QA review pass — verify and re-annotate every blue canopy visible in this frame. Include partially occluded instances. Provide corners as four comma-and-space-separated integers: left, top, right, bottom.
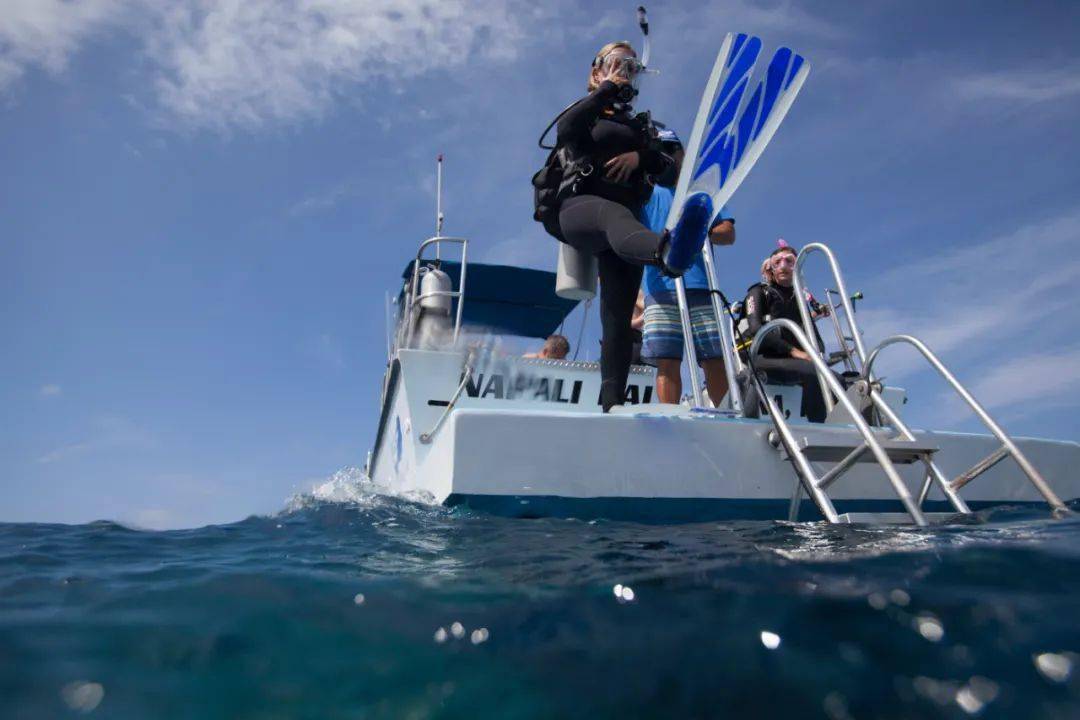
401, 260, 580, 339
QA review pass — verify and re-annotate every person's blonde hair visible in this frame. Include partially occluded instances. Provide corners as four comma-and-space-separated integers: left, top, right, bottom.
760, 257, 774, 284
588, 41, 636, 91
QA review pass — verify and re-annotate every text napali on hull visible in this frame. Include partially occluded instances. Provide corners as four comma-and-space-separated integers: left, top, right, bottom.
427, 371, 655, 407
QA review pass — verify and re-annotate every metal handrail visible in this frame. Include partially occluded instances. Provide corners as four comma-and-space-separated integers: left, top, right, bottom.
673, 276, 705, 407
864, 389, 971, 513
793, 243, 867, 413
419, 351, 474, 444
676, 237, 745, 412
824, 289, 858, 373
751, 319, 927, 525
403, 236, 469, 349
700, 241, 744, 413
864, 335, 1068, 514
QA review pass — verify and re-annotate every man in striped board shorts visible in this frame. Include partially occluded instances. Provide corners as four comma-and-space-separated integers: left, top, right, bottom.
639, 129, 735, 406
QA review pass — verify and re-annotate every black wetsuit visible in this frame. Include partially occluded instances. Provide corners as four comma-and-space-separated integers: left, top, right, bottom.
743, 282, 834, 422
555, 80, 671, 411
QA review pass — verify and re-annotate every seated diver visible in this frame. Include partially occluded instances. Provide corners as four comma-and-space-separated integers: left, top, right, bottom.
741, 243, 840, 423
524, 334, 571, 360
545, 41, 714, 412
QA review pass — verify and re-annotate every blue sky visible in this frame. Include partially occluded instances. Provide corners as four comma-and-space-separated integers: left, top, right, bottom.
3, 0, 1080, 528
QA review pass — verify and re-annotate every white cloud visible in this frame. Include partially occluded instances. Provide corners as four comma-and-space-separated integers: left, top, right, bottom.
964, 346, 1080, 413
0, 0, 847, 131
836, 207, 1080, 432
955, 67, 1080, 104
289, 181, 354, 216
37, 414, 156, 464
928, 346, 1080, 427
857, 208, 1080, 381
39, 384, 62, 397
144, 0, 530, 131
0, 0, 128, 91
1, 0, 537, 129
483, 229, 560, 270
37, 439, 96, 465
717, 0, 846, 40
302, 332, 347, 371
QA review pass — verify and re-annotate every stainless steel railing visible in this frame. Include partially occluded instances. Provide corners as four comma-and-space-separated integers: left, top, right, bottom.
750, 318, 928, 525
677, 238, 744, 412
864, 335, 1068, 515
399, 236, 468, 351
792, 243, 867, 413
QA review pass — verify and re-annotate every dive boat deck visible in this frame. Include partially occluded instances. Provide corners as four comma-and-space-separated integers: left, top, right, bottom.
366, 240, 1079, 525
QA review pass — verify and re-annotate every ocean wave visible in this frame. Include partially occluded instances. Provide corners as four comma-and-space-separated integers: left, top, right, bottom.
283, 466, 438, 514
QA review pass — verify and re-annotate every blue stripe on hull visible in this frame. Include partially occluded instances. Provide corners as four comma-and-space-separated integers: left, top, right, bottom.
446, 494, 1049, 524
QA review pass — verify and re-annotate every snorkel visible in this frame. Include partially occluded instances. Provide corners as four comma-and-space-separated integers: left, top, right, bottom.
612, 6, 656, 106
637, 6, 651, 79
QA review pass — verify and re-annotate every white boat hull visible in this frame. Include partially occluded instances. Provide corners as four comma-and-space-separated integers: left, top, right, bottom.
369, 350, 1080, 522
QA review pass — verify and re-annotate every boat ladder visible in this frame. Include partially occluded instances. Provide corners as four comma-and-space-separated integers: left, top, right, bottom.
746, 244, 1068, 526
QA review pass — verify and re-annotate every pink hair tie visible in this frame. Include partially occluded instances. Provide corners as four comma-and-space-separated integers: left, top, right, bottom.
777, 238, 789, 248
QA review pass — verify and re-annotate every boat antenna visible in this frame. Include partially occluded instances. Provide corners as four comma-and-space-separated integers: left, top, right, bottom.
435, 153, 445, 260
435, 154, 445, 235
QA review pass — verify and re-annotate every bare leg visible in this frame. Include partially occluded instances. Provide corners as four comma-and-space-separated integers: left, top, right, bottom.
702, 359, 729, 408
655, 358, 682, 404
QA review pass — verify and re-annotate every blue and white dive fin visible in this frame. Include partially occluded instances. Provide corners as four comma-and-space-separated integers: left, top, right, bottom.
663, 33, 810, 270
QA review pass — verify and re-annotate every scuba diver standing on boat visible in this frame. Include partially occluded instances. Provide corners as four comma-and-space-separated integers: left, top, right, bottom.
535, 37, 709, 412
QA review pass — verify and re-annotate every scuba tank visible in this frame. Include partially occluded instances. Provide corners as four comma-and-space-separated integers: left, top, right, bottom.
413, 265, 453, 349
418, 266, 452, 315
555, 243, 598, 300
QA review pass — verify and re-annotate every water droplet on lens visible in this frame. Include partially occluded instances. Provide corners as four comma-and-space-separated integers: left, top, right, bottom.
434, 627, 448, 643
823, 691, 852, 720
913, 676, 956, 705
951, 644, 974, 666
915, 614, 944, 642
867, 593, 887, 610
613, 584, 624, 598
955, 676, 999, 715
760, 631, 781, 650
955, 687, 980, 714
620, 586, 635, 602
450, 621, 465, 639
889, 589, 911, 606
1034, 652, 1075, 683
470, 628, 489, 644
353, 593, 365, 605
61, 681, 104, 713
838, 643, 864, 666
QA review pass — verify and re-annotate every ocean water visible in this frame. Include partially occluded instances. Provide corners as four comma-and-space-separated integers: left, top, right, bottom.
2, 470, 1079, 719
